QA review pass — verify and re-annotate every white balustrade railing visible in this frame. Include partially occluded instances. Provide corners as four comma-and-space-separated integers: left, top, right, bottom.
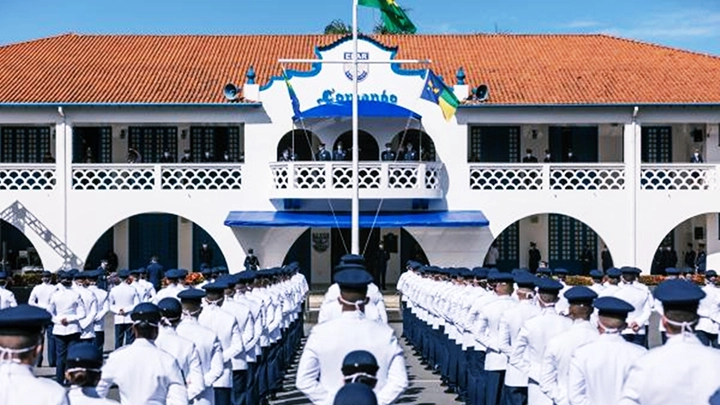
469, 164, 626, 190
641, 164, 716, 190
269, 161, 445, 193
0, 164, 56, 190
72, 164, 242, 190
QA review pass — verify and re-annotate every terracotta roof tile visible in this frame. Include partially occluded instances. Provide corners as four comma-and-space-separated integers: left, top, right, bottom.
0, 33, 719, 105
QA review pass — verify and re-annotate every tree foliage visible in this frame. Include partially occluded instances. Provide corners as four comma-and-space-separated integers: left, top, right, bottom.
324, 19, 352, 35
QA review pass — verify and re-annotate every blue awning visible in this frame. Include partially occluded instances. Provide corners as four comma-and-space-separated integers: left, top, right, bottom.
295, 100, 421, 121
224, 211, 488, 228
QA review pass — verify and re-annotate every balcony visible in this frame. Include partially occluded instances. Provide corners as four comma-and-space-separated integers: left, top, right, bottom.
640, 164, 718, 190
72, 164, 242, 190
0, 164, 56, 190
469, 164, 626, 191
269, 161, 445, 199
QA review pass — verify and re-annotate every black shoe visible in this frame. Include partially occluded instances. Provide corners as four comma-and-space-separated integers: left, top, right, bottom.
440, 381, 448, 387
444, 387, 455, 394
454, 395, 465, 402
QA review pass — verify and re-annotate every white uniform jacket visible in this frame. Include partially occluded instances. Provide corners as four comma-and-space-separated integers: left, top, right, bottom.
176, 316, 225, 405
619, 333, 720, 405
474, 295, 518, 371
67, 386, 119, 404
198, 303, 244, 388
108, 283, 139, 325
498, 299, 541, 387
568, 333, 646, 405
296, 310, 408, 405
49, 286, 86, 336
0, 362, 68, 405
96, 338, 188, 405
156, 326, 205, 400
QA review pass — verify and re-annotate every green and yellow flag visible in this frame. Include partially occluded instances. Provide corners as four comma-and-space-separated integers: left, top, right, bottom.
420, 70, 460, 121
359, 0, 417, 34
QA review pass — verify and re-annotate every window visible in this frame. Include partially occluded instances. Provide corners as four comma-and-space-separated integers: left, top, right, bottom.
190, 126, 242, 163
0, 126, 51, 163
468, 126, 520, 162
128, 126, 178, 163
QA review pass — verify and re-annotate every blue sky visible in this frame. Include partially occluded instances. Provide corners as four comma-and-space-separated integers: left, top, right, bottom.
1, 0, 719, 55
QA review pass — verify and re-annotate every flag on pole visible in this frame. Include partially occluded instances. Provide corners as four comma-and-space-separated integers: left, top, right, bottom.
420, 70, 460, 121
359, 0, 417, 34
282, 68, 302, 119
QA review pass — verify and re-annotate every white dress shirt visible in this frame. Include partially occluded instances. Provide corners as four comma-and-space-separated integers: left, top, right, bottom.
232, 293, 263, 363
77, 286, 98, 339
88, 285, 109, 332
132, 279, 156, 303
475, 294, 517, 371
296, 310, 408, 405
28, 282, 57, 310
155, 283, 186, 303
176, 316, 225, 405
67, 386, 119, 404
221, 298, 252, 371
697, 284, 720, 335
49, 286, 86, 336
0, 285, 17, 309
199, 302, 244, 388
156, 326, 205, 400
96, 338, 188, 405
613, 283, 652, 336
620, 333, 720, 404
539, 320, 599, 405
108, 282, 139, 325
0, 362, 69, 405
499, 299, 541, 387
568, 333, 646, 405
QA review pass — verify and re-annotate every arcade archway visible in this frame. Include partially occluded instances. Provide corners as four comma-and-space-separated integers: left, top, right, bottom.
333, 130, 380, 161
0, 220, 44, 271
277, 129, 321, 161
390, 129, 436, 161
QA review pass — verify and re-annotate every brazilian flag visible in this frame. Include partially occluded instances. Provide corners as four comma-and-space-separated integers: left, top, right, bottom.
359, 0, 417, 34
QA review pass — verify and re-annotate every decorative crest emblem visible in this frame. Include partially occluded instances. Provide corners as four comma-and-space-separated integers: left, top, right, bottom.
312, 232, 330, 252
343, 52, 370, 82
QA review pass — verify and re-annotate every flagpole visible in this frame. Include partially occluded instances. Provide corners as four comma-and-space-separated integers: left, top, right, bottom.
351, 0, 360, 255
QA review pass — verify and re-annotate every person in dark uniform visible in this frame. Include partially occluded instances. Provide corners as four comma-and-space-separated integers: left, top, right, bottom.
316, 143, 333, 161
580, 244, 594, 275
180, 149, 193, 163
543, 149, 552, 163
651, 247, 664, 275
691, 148, 704, 163
522, 149, 538, 163
528, 242, 541, 273
375, 243, 390, 290
403, 143, 419, 161
201, 150, 214, 163
381, 143, 396, 161
244, 249, 260, 271
601, 244, 613, 271
146, 256, 165, 292
684, 243, 696, 269
333, 142, 347, 161
198, 242, 214, 269
696, 243, 707, 273
159, 149, 174, 163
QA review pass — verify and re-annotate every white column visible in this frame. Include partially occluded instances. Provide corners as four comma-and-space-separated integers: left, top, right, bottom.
114, 220, 129, 270
706, 213, 720, 271
623, 121, 640, 267
178, 217, 193, 270
56, 121, 72, 268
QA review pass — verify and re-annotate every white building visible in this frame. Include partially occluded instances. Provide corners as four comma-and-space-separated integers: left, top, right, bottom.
1, 33, 719, 286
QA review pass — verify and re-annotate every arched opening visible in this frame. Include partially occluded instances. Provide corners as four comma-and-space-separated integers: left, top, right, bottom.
281, 226, 428, 289
390, 129, 436, 161
487, 213, 610, 275
277, 129, 321, 161
650, 213, 714, 275
84, 213, 227, 272
0, 220, 43, 271
333, 130, 380, 161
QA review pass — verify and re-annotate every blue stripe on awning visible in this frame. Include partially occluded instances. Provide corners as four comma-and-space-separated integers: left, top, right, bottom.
294, 100, 421, 121
224, 211, 488, 228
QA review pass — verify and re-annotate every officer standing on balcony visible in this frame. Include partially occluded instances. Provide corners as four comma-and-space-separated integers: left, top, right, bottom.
333, 142, 348, 161
316, 143, 332, 161
381, 143, 396, 161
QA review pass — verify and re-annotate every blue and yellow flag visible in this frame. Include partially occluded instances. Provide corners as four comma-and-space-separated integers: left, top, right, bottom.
420, 70, 460, 121
282, 68, 302, 119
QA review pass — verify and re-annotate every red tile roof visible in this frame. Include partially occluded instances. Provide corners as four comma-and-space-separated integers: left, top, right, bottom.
1, 33, 719, 105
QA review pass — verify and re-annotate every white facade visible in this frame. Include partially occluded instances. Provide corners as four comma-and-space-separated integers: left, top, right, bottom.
1, 36, 720, 283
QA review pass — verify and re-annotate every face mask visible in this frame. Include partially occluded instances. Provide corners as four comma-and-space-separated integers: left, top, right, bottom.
61, 280, 72, 287
184, 153, 190, 158
164, 152, 169, 157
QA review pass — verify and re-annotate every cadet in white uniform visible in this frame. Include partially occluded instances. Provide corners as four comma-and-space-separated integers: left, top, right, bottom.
157, 297, 205, 402
553, 269, 571, 316
155, 269, 187, 303
619, 279, 720, 405
539, 286, 599, 405
696, 269, 720, 347
87, 270, 109, 352
0, 271, 17, 309
74, 272, 98, 345
0, 304, 69, 405
28, 270, 58, 367
96, 302, 188, 405
108, 270, 140, 348
65, 343, 119, 404
199, 280, 246, 405
475, 271, 518, 405
568, 296, 646, 405
177, 288, 226, 405
588, 269, 605, 295
499, 272, 541, 405
49, 270, 87, 384
509, 278, 572, 405
613, 267, 652, 347
296, 267, 408, 405
599, 268, 621, 297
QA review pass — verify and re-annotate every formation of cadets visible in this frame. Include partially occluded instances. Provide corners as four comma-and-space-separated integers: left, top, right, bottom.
397, 262, 720, 405
0, 263, 309, 405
